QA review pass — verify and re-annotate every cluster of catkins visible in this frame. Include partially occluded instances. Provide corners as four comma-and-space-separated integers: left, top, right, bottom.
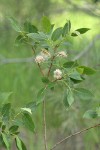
35, 49, 67, 80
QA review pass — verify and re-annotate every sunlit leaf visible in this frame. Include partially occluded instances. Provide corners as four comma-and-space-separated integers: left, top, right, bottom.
1, 133, 10, 150
71, 28, 90, 36
51, 27, 62, 41
79, 66, 96, 75
41, 16, 51, 33
62, 20, 71, 36
15, 136, 22, 150
21, 108, 32, 114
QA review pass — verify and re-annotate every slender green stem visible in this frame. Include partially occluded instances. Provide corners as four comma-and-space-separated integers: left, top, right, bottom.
12, 110, 22, 122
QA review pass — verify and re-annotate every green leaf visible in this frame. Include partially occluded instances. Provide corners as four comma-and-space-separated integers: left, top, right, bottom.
74, 88, 93, 100
8, 17, 22, 32
0, 92, 12, 104
15, 136, 22, 150
26, 101, 37, 112
24, 21, 38, 33
21, 140, 27, 150
1, 133, 10, 150
41, 77, 50, 84
71, 28, 90, 36
15, 34, 28, 46
0, 135, 5, 147
48, 82, 55, 90
76, 67, 84, 74
63, 61, 78, 68
9, 125, 19, 134
83, 110, 98, 119
22, 113, 35, 133
41, 16, 51, 33
51, 27, 62, 41
79, 66, 96, 75
62, 20, 71, 36
27, 32, 48, 41
1, 103, 11, 122
63, 90, 74, 109
37, 87, 46, 103
69, 71, 83, 81
21, 108, 32, 114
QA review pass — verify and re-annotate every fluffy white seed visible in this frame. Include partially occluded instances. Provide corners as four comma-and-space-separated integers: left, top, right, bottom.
57, 51, 67, 58
54, 69, 62, 79
40, 49, 51, 60
35, 55, 45, 64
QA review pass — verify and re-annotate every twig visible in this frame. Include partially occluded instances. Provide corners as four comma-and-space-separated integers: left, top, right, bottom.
0, 34, 100, 65
37, 63, 44, 76
47, 45, 58, 77
47, 55, 55, 77
32, 46, 44, 76
43, 99, 48, 150
50, 123, 100, 150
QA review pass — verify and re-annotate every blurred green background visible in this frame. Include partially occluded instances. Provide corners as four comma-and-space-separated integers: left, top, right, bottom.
0, 0, 100, 150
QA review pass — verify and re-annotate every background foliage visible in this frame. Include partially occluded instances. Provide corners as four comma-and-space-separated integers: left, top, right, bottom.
0, 0, 100, 149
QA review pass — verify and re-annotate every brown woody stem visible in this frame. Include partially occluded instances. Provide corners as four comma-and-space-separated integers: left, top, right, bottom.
50, 123, 100, 150
43, 99, 48, 150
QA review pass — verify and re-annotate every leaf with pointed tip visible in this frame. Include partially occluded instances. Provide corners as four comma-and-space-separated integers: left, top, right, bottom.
21, 140, 27, 150
83, 110, 98, 119
9, 125, 19, 134
63, 90, 74, 109
27, 32, 47, 41
22, 113, 35, 133
21, 108, 32, 114
69, 70, 83, 81
1, 103, 11, 122
8, 17, 22, 32
37, 87, 46, 104
62, 20, 71, 36
41, 16, 51, 33
24, 21, 38, 33
51, 27, 62, 41
63, 61, 78, 68
79, 66, 96, 75
26, 101, 37, 112
15, 136, 22, 150
1, 133, 10, 150
71, 28, 90, 36
74, 88, 93, 100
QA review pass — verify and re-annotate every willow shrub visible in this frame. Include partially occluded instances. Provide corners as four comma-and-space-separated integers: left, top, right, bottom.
0, 16, 99, 150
